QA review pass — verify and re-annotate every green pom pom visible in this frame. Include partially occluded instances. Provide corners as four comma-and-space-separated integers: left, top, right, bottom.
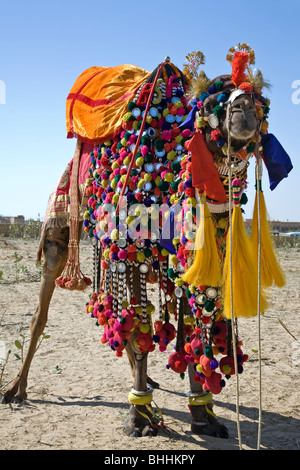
167, 268, 176, 279
141, 135, 150, 146
158, 180, 169, 191
171, 180, 179, 191
171, 161, 181, 172
180, 373, 185, 380
205, 299, 215, 312
215, 80, 224, 91
213, 104, 224, 116
145, 154, 153, 163
204, 345, 213, 358
128, 101, 137, 111
144, 247, 152, 258
154, 139, 164, 151
185, 288, 192, 299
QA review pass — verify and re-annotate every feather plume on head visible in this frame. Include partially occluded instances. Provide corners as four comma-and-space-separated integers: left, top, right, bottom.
231, 51, 250, 88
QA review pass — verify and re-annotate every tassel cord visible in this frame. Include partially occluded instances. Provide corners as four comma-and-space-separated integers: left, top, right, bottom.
226, 105, 243, 450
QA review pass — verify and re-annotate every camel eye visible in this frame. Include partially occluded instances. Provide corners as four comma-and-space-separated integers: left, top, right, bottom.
205, 104, 212, 113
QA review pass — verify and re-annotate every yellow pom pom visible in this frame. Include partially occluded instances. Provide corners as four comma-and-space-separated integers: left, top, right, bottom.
110, 229, 119, 240
196, 117, 206, 128
170, 254, 178, 265
112, 194, 119, 204
167, 150, 177, 160
164, 172, 173, 183
161, 248, 169, 257
111, 161, 119, 170
175, 277, 185, 287
146, 303, 155, 314
123, 156, 131, 166
123, 112, 132, 122
223, 365, 232, 375
137, 252, 146, 262
140, 323, 150, 334
136, 157, 144, 167
163, 108, 169, 116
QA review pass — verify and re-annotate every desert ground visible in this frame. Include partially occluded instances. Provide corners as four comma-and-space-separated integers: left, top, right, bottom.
0, 236, 299, 452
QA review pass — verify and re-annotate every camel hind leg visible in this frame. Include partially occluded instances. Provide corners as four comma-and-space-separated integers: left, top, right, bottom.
2, 226, 69, 404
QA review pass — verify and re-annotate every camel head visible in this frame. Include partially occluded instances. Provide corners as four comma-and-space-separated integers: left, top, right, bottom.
184, 45, 270, 157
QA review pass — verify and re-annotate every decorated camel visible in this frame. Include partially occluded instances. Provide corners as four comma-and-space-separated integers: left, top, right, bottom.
2, 45, 293, 439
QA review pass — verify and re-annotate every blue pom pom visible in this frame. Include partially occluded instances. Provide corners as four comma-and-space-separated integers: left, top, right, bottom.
208, 84, 217, 95
199, 92, 209, 101
217, 93, 227, 103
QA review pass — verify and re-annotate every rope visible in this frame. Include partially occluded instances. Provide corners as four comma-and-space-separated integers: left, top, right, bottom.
115, 61, 167, 216
255, 131, 263, 450
226, 104, 243, 450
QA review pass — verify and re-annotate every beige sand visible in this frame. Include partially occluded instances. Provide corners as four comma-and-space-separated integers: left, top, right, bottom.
0, 237, 299, 451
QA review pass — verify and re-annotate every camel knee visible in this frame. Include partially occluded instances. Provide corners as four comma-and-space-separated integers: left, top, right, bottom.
43, 226, 69, 272
30, 306, 47, 337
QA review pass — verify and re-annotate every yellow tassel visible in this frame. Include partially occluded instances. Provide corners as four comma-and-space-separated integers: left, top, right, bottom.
251, 189, 285, 288
181, 197, 221, 287
222, 203, 268, 319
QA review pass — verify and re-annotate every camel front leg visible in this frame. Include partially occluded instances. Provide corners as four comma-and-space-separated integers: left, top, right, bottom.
124, 338, 158, 437
123, 266, 158, 437
2, 227, 69, 404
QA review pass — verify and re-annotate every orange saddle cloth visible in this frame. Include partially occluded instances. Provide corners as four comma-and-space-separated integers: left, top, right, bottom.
66, 64, 150, 144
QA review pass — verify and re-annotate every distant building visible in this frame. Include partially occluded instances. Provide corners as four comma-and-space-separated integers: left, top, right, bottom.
0, 215, 25, 224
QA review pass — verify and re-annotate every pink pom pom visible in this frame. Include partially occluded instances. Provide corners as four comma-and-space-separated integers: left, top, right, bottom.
118, 250, 127, 260
140, 145, 149, 157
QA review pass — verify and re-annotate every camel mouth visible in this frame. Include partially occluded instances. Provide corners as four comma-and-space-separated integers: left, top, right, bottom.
230, 126, 256, 141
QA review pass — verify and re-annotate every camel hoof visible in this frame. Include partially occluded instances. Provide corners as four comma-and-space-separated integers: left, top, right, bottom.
191, 419, 229, 438
129, 428, 142, 438
1, 388, 27, 405
124, 404, 159, 437
189, 402, 229, 439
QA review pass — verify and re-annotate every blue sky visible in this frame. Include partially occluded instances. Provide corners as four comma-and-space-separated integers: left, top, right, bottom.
0, 0, 299, 222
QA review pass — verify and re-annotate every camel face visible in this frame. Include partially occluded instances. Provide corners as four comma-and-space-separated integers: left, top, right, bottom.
202, 87, 258, 154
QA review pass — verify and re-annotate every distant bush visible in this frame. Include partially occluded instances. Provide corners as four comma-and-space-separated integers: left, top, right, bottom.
0, 222, 42, 239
